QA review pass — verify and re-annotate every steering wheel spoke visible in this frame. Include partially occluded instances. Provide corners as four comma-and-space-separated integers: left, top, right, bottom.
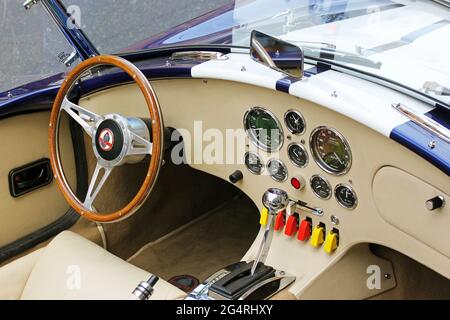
61, 96, 102, 137
83, 163, 113, 211
129, 131, 153, 155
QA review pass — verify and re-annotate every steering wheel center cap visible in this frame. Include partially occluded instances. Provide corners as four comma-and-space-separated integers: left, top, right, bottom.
94, 118, 125, 163
98, 128, 115, 151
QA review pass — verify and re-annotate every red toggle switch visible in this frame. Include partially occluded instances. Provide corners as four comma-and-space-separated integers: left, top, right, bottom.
274, 211, 285, 231
298, 219, 312, 241
284, 215, 298, 237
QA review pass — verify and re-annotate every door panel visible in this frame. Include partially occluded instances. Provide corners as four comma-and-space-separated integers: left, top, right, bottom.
0, 111, 76, 247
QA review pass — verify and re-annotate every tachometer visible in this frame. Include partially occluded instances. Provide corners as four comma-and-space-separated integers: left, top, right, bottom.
310, 127, 352, 175
244, 107, 283, 152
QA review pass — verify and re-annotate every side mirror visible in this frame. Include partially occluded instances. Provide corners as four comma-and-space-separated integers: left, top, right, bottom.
250, 30, 304, 79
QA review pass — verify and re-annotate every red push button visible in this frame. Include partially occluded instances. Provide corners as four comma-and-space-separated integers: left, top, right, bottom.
298, 219, 312, 241
284, 215, 298, 237
290, 176, 305, 190
274, 211, 285, 231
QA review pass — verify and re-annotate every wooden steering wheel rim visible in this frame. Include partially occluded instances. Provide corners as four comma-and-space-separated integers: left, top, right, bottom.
49, 55, 164, 223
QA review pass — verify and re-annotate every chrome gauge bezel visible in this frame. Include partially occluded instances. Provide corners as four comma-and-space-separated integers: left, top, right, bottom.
284, 109, 306, 135
310, 126, 352, 176
287, 142, 309, 168
267, 158, 288, 182
334, 183, 358, 210
310, 174, 332, 200
244, 151, 264, 175
243, 107, 284, 153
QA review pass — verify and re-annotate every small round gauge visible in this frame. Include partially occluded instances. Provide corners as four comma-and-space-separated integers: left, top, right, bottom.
310, 127, 352, 175
244, 152, 264, 175
267, 159, 288, 182
244, 107, 283, 152
310, 175, 332, 199
335, 184, 358, 209
284, 110, 306, 135
288, 143, 308, 168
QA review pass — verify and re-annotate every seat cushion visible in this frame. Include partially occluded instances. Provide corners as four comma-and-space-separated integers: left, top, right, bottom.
0, 249, 44, 300
16, 231, 185, 300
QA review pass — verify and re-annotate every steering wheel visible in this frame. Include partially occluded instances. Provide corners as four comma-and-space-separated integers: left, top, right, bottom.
49, 55, 164, 223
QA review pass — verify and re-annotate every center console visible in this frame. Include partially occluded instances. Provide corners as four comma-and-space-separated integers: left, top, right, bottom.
186, 188, 296, 300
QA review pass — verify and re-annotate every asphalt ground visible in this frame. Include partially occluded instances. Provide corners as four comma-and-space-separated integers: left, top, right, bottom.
0, 0, 230, 93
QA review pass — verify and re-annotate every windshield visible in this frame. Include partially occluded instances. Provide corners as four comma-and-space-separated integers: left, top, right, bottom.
2, 0, 450, 107
0, 0, 75, 93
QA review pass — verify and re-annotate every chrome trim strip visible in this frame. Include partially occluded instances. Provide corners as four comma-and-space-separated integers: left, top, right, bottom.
392, 103, 450, 143
171, 51, 228, 61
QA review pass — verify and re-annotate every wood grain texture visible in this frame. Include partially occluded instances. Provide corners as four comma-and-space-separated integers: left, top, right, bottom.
49, 55, 164, 223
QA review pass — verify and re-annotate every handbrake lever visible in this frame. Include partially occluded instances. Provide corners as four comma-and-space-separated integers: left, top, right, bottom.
250, 188, 289, 275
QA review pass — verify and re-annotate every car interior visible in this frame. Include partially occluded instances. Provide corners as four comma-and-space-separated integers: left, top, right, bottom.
0, 0, 449, 301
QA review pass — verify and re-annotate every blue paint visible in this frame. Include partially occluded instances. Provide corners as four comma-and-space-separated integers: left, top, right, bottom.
275, 64, 332, 93
426, 107, 450, 130
390, 121, 450, 176
276, 77, 296, 93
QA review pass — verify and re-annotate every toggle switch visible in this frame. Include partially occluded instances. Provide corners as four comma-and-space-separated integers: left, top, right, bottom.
284, 215, 298, 237
324, 230, 339, 254
310, 224, 325, 247
274, 211, 285, 231
297, 219, 312, 241
260, 207, 269, 226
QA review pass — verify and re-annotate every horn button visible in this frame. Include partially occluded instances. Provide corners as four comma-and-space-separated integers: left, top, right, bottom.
95, 119, 124, 161
92, 114, 149, 167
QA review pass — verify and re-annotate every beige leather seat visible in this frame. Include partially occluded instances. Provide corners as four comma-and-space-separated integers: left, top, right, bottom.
0, 231, 185, 300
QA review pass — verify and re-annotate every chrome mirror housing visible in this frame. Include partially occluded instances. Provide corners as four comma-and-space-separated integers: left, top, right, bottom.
250, 30, 304, 79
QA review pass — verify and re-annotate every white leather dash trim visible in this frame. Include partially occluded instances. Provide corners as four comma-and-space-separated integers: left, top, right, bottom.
289, 70, 434, 137
191, 53, 285, 91
192, 53, 435, 138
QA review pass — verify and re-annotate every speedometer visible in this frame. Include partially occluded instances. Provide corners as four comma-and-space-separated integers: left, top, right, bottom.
244, 107, 283, 152
310, 127, 352, 175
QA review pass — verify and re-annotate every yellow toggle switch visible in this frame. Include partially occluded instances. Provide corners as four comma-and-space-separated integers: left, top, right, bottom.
324, 231, 339, 254
260, 207, 269, 226
310, 225, 325, 247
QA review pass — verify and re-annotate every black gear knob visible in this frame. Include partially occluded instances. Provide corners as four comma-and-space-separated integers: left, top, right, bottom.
262, 188, 289, 213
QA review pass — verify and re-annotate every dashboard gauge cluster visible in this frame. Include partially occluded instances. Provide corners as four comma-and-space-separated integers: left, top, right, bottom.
284, 110, 306, 135
335, 184, 358, 209
310, 175, 332, 199
244, 107, 283, 152
243, 107, 357, 209
244, 152, 264, 175
310, 127, 352, 175
288, 143, 308, 168
267, 159, 288, 182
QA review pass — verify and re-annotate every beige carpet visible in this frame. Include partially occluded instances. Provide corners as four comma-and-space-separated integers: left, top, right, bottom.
128, 195, 259, 281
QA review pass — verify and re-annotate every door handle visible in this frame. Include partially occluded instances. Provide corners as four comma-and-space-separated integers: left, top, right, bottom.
9, 159, 53, 197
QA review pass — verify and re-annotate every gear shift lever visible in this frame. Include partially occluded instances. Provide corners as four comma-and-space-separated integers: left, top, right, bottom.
250, 188, 289, 275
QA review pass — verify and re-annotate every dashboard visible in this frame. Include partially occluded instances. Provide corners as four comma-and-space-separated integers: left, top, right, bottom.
78, 77, 450, 283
